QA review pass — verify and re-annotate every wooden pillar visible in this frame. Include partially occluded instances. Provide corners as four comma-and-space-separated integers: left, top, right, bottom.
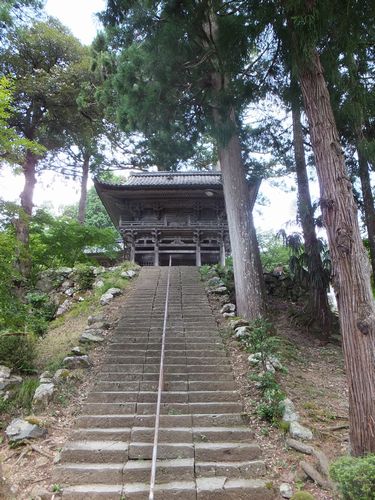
153, 229, 160, 266
130, 239, 135, 263
195, 230, 201, 267
219, 231, 226, 267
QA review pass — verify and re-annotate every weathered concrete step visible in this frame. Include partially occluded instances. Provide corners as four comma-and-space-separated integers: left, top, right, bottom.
71, 427, 131, 440
75, 415, 135, 429
131, 427, 192, 443
60, 441, 128, 463
194, 442, 261, 462
54, 463, 123, 485
195, 460, 266, 479
136, 402, 243, 415
61, 484, 123, 499
193, 426, 254, 442
129, 442, 194, 459
196, 477, 274, 499
123, 480, 196, 499
124, 458, 194, 484
82, 403, 136, 415
87, 391, 239, 404
94, 381, 189, 392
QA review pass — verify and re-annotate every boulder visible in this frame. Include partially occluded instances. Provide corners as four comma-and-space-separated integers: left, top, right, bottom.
53, 369, 71, 382
106, 287, 122, 297
209, 286, 228, 294
71, 346, 83, 356
88, 314, 105, 325
56, 299, 72, 317
223, 312, 235, 318
93, 279, 104, 288
0, 375, 22, 391
80, 331, 105, 343
121, 269, 137, 279
6, 418, 47, 443
63, 355, 91, 369
229, 318, 249, 330
56, 267, 73, 276
220, 303, 236, 314
282, 399, 299, 424
64, 288, 74, 297
39, 371, 53, 384
248, 353, 262, 365
280, 483, 293, 499
0, 365, 11, 378
60, 279, 73, 292
289, 421, 313, 440
33, 383, 54, 409
93, 266, 106, 276
234, 326, 250, 339
207, 276, 224, 288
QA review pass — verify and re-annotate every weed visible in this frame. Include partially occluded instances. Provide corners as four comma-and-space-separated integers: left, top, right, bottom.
0, 332, 36, 373
52, 484, 62, 493
14, 378, 39, 410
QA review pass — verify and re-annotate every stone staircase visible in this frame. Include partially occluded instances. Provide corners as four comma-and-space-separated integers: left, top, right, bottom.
53, 267, 273, 499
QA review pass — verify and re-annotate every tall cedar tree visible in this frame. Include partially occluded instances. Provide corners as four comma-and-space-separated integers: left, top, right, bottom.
100, 0, 267, 319
282, 0, 375, 455
0, 19, 84, 278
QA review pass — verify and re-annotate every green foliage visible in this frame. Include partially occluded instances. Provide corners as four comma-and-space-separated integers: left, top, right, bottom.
29, 210, 120, 269
73, 264, 95, 291
0, 333, 35, 373
256, 387, 285, 423
244, 318, 281, 370
14, 378, 39, 410
258, 232, 290, 272
330, 455, 375, 500
290, 493, 315, 500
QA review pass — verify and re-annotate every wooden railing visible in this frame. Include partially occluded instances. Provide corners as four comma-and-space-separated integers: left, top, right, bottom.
119, 219, 227, 229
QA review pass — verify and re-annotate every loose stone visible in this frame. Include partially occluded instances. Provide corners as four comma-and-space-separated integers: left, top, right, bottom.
63, 355, 91, 369
33, 383, 55, 409
289, 421, 313, 440
6, 418, 47, 442
280, 482, 293, 498
282, 399, 299, 423
220, 303, 236, 314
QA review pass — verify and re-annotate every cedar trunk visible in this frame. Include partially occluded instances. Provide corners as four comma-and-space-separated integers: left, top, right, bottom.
292, 101, 333, 337
215, 110, 265, 319
78, 155, 90, 224
14, 150, 37, 279
357, 148, 375, 279
299, 51, 375, 455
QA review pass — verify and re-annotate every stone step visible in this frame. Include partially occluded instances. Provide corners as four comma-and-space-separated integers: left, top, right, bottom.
122, 480, 197, 499
196, 477, 274, 500
81, 403, 136, 415
61, 484, 123, 499
194, 442, 261, 462
129, 442, 194, 460
192, 426, 254, 443
131, 427, 192, 443
60, 441, 128, 464
195, 460, 266, 479
123, 458, 194, 484
71, 427, 131, 441
54, 463, 123, 485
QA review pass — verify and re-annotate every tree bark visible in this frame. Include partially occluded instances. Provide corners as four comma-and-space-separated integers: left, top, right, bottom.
78, 155, 90, 224
298, 51, 375, 455
14, 150, 37, 279
291, 99, 334, 337
357, 147, 375, 278
214, 107, 265, 319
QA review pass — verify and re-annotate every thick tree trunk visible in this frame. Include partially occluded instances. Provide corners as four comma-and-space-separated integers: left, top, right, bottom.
357, 147, 375, 278
299, 51, 375, 455
292, 100, 334, 337
214, 109, 265, 319
14, 150, 37, 279
78, 155, 90, 224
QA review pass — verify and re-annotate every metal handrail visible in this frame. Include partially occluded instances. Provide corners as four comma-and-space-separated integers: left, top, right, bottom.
149, 256, 172, 500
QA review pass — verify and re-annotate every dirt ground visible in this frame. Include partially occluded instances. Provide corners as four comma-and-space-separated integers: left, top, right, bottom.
211, 294, 348, 500
0, 280, 348, 499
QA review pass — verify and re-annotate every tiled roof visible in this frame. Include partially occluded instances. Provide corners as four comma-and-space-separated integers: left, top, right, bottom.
95, 171, 223, 189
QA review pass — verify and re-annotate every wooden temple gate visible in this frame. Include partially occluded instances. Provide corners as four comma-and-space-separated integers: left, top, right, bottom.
95, 171, 230, 266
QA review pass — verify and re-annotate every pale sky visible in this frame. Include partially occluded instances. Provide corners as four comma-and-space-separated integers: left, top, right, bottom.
0, 0, 302, 232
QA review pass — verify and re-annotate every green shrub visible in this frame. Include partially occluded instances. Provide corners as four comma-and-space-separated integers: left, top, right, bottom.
14, 378, 39, 410
26, 292, 57, 321
73, 264, 95, 290
330, 454, 375, 500
290, 493, 315, 500
0, 332, 35, 372
245, 318, 281, 370
256, 386, 285, 423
